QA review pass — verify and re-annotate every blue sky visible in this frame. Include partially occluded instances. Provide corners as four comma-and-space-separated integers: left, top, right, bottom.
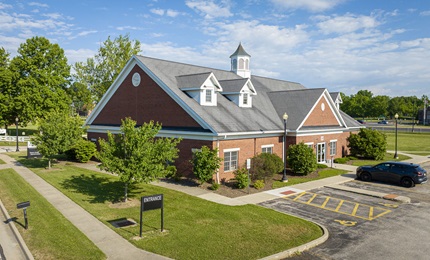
1, 0, 430, 99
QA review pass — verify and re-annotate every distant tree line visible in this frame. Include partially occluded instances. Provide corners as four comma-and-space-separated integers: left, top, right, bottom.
340, 90, 429, 119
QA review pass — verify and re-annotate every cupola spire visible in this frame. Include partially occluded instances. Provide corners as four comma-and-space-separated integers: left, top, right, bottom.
230, 43, 251, 78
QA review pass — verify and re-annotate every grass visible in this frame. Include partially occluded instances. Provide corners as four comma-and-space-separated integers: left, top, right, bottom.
272, 168, 348, 189
0, 158, 5, 164
0, 168, 106, 260
349, 152, 411, 167
385, 132, 430, 156
8, 153, 323, 260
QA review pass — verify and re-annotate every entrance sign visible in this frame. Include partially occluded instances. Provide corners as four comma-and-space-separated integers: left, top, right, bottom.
0, 129, 6, 134
17, 201, 30, 229
27, 142, 42, 159
140, 194, 164, 237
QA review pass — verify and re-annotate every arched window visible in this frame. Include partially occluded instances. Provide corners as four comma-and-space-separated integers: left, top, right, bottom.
239, 58, 244, 70
245, 59, 249, 70
232, 59, 237, 70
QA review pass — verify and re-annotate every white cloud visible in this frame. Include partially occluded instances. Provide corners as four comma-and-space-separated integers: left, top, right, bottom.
77, 30, 98, 37
150, 8, 164, 16
270, 0, 345, 12
185, 0, 232, 19
166, 9, 180, 17
28, 2, 49, 8
420, 10, 430, 16
116, 26, 140, 31
65, 48, 96, 64
315, 13, 379, 34
0, 3, 12, 9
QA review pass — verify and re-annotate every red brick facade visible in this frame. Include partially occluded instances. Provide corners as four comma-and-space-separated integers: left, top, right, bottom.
303, 95, 339, 126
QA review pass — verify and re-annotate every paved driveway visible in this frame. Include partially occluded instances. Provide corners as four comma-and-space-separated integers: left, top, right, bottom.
260, 162, 430, 260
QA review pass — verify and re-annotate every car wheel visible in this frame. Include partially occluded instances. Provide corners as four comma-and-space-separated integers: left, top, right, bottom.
360, 172, 372, 182
400, 177, 415, 188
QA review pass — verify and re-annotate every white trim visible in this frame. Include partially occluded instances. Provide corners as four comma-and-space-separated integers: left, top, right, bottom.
223, 148, 240, 153
304, 142, 314, 146
261, 144, 274, 148
329, 139, 338, 142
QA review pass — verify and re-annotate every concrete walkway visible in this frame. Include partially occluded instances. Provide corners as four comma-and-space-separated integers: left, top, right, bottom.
0, 153, 170, 260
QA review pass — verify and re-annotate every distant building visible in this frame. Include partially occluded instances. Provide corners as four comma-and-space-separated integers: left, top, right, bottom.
85, 44, 363, 182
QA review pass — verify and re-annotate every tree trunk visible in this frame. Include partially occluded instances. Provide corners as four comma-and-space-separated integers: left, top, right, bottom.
124, 182, 128, 202
48, 158, 51, 169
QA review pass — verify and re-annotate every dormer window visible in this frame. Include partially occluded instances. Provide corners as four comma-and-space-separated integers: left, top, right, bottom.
205, 89, 212, 103
243, 93, 248, 105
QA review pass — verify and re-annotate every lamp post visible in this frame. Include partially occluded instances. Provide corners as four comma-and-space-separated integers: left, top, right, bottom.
15, 117, 19, 152
394, 113, 399, 159
282, 112, 289, 182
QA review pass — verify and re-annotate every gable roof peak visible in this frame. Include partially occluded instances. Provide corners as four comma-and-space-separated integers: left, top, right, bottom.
230, 43, 251, 58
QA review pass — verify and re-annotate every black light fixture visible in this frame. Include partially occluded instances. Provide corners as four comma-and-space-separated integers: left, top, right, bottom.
394, 113, 399, 159
15, 117, 19, 152
282, 112, 289, 182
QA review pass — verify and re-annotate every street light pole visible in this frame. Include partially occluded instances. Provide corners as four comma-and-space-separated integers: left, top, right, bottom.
282, 112, 289, 182
394, 113, 398, 159
15, 117, 19, 152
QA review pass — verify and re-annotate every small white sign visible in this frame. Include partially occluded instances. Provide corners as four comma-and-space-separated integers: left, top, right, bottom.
246, 159, 251, 169
0, 129, 6, 134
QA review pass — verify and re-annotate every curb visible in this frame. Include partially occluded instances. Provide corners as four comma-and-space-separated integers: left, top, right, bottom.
0, 199, 34, 260
259, 217, 329, 260
325, 184, 411, 203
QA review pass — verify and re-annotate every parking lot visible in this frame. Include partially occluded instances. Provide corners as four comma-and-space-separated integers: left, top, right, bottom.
260, 161, 430, 260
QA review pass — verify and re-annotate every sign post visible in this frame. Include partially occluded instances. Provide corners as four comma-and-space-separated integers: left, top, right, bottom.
17, 201, 30, 229
246, 159, 251, 194
140, 194, 164, 237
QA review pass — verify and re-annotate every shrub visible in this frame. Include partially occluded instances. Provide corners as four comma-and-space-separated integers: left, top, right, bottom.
253, 180, 265, 190
166, 165, 181, 182
317, 163, 328, 169
288, 142, 317, 176
334, 157, 349, 164
249, 153, 283, 181
234, 168, 249, 189
210, 183, 220, 190
347, 128, 387, 160
66, 139, 96, 163
191, 146, 222, 184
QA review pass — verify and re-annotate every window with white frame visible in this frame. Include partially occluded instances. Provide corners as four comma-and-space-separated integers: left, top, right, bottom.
243, 93, 248, 105
261, 145, 273, 154
305, 142, 314, 149
205, 89, 212, 103
330, 140, 337, 156
224, 149, 239, 171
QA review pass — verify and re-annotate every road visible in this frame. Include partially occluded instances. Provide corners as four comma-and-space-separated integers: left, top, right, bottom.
365, 123, 430, 133
260, 161, 430, 260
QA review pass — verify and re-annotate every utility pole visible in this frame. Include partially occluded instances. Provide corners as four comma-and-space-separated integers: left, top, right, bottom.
424, 98, 428, 126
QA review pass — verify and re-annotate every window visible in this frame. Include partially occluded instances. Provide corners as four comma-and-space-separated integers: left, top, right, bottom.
262, 145, 273, 154
305, 142, 314, 149
224, 150, 238, 171
330, 141, 337, 156
243, 93, 248, 105
205, 89, 212, 103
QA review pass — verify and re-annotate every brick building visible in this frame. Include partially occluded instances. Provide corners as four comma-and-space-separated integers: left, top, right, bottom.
85, 44, 362, 182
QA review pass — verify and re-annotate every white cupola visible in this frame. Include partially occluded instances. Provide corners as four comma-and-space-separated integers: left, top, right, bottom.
230, 43, 251, 78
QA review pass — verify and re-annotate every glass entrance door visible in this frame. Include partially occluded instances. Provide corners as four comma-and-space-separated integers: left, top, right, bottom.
316, 143, 326, 163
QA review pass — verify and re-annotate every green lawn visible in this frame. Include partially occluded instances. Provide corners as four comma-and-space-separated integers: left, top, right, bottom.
385, 132, 430, 156
350, 152, 411, 167
8, 154, 323, 260
272, 168, 348, 189
0, 168, 106, 260
0, 158, 5, 164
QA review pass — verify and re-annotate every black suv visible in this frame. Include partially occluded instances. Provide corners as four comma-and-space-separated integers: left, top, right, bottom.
356, 161, 428, 187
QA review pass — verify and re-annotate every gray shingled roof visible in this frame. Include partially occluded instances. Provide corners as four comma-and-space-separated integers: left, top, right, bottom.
136, 55, 361, 133
219, 78, 249, 93
176, 72, 213, 89
229, 43, 251, 57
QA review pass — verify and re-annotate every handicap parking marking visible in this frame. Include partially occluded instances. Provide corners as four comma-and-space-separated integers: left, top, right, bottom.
284, 191, 392, 221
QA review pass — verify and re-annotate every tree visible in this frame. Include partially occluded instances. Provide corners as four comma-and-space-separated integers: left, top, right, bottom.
288, 142, 317, 175
97, 118, 181, 201
0, 47, 12, 128
191, 146, 222, 184
347, 128, 387, 160
73, 34, 141, 103
33, 110, 85, 168
7, 36, 71, 126
67, 82, 94, 115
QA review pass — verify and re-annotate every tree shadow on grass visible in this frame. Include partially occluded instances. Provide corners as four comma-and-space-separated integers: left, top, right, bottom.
60, 174, 143, 204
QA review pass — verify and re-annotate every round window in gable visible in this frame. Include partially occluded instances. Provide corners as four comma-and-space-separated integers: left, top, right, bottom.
132, 72, 141, 87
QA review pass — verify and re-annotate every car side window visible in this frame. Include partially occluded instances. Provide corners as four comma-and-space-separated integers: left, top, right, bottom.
376, 163, 390, 171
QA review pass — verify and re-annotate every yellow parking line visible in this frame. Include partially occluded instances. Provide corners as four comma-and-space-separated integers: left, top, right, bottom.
321, 197, 330, 208
335, 200, 344, 211
293, 192, 307, 201
351, 203, 360, 216
369, 207, 374, 219
306, 193, 318, 204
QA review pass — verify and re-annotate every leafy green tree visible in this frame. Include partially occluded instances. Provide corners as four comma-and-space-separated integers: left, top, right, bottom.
368, 95, 389, 118
347, 128, 387, 160
73, 34, 141, 103
67, 82, 94, 116
7, 36, 71, 126
65, 139, 96, 163
97, 118, 181, 201
288, 142, 317, 176
249, 153, 283, 181
33, 111, 85, 168
191, 146, 222, 184
0, 47, 12, 128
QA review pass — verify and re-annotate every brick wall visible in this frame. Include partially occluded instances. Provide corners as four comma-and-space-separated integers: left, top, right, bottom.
303, 95, 339, 126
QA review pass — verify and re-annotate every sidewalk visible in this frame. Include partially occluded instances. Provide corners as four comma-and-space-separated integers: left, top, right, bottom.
0, 153, 170, 260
